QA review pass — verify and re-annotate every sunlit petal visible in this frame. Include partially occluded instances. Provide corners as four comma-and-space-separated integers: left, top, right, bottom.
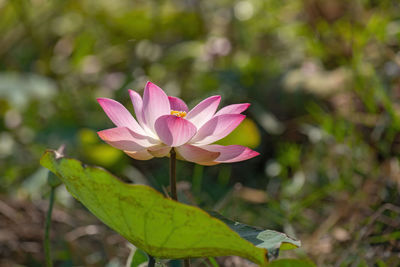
176, 144, 220, 163
97, 127, 153, 151
191, 114, 245, 145
97, 98, 145, 135
124, 149, 154, 160
148, 144, 171, 157
154, 115, 197, 147
186, 95, 221, 129
142, 81, 171, 133
200, 144, 260, 164
215, 103, 250, 116
168, 96, 189, 112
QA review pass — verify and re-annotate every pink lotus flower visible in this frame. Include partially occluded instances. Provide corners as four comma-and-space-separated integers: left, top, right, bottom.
97, 82, 259, 165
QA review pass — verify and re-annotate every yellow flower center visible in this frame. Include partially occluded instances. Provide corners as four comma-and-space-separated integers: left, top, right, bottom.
170, 110, 187, 118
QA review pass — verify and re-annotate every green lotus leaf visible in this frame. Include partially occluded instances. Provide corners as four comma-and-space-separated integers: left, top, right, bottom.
267, 259, 316, 267
40, 150, 268, 266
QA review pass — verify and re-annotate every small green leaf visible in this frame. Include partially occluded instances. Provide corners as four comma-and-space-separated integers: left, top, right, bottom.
130, 248, 148, 267
267, 259, 316, 267
208, 257, 220, 267
209, 211, 300, 259
40, 150, 268, 266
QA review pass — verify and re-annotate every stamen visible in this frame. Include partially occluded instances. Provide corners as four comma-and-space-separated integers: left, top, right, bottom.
171, 110, 187, 118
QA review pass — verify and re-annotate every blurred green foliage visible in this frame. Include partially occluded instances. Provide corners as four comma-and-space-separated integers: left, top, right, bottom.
1, 0, 400, 266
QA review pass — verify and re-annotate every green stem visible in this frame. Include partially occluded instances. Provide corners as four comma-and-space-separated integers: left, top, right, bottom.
169, 148, 191, 267
169, 148, 177, 201
44, 186, 55, 267
148, 254, 155, 267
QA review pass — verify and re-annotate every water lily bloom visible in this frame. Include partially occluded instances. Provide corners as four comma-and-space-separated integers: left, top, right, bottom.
97, 82, 259, 165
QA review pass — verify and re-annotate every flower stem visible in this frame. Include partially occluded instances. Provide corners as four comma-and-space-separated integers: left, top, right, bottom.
44, 186, 55, 267
148, 255, 155, 267
169, 148, 191, 267
169, 148, 177, 201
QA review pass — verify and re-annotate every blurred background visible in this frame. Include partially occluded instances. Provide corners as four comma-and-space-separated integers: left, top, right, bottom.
1, 0, 400, 266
